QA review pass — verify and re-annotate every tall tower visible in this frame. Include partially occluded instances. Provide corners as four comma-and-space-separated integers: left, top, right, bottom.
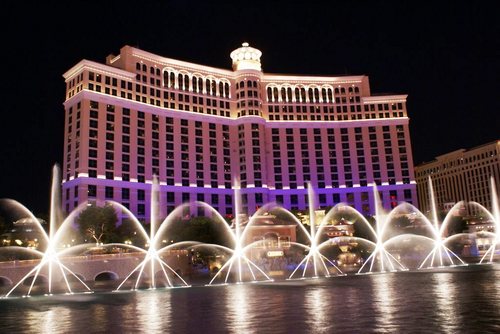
230, 43, 267, 213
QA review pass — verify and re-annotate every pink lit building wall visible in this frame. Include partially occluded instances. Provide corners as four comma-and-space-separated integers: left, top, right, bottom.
62, 43, 417, 223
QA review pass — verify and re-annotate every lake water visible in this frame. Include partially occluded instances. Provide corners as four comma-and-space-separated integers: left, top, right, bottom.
1, 264, 499, 333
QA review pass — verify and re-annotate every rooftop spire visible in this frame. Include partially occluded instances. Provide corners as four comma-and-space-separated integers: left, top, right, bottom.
230, 42, 262, 71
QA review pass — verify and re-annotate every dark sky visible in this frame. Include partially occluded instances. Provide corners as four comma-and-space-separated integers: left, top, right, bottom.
0, 1, 497, 214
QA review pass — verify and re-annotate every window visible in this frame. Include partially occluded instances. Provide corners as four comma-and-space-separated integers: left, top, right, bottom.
105, 187, 113, 199
138, 189, 145, 201
88, 185, 97, 197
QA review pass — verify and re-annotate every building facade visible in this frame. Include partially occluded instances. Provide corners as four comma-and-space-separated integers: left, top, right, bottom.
62, 43, 417, 223
415, 140, 500, 214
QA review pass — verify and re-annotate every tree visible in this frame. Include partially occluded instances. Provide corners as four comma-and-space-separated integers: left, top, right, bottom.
114, 218, 148, 246
76, 205, 118, 244
166, 216, 231, 247
446, 215, 467, 236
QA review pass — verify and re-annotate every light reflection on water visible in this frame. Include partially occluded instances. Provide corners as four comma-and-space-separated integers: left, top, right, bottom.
31, 307, 71, 334
225, 284, 252, 333
1, 265, 499, 333
304, 286, 330, 333
372, 273, 399, 332
433, 272, 459, 333
135, 289, 171, 332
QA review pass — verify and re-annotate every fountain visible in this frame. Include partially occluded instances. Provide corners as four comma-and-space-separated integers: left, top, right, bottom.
417, 177, 467, 269
1, 165, 92, 297
207, 178, 273, 285
287, 182, 344, 279
345, 185, 408, 274
0, 165, 498, 298
113, 176, 191, 290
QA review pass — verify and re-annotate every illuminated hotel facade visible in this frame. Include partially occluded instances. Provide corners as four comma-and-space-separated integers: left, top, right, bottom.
62, 43, 417, 222
415, 140, 500, 214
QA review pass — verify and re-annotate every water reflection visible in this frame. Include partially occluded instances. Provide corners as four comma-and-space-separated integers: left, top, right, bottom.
135, 290, 171, 332
371, 273, 399, 332
304, 287, 330, 333
1, 266, 499, 333
37, 307, 70, 333
432, 273, 459, 333
225, 285, 252, 333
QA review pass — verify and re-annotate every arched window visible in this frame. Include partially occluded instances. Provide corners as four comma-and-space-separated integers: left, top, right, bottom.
301, 88, 306, 102
354, 87, 360, 93
294, 87, 300, 102
219, 82, 224, 96
211, 80, 216, 95
156, 68, 160, 76
240, 80, 245, 88
273, 87, 278, 102
308, 88, 314, 102
142, 64, 147, 72
281, 87, 286, 102
321, 88, 327, 102
267, 87, 272, 101
334, 88, 340, 94
198, 77, 203, 93
170, 72, 175, 88
253, 80, 258, 88
150, 66, 155, 74
178, 74, 184, 90
224, 83, 230, 98
327, 88, 333, 102
314, 88, 320, 102
287, 87, 292, 102
192, 77, 198, 93
136, 62, 141, 70
184, 75, 189, 91
206, 79, 211, 94
163, 71, 169, 88
348, 87, 353, 93
341, 87, 346, 94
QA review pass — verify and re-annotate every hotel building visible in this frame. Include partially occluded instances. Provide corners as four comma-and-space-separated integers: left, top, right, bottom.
415, 140, 500, 214
61, 43, 417, 222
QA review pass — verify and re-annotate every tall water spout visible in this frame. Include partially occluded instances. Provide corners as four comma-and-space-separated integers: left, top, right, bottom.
307, 183, 318, 277
480, 177, 500, 263
233, 178, 243, 283
428, 176, 443, 266
150, 175, 160, 288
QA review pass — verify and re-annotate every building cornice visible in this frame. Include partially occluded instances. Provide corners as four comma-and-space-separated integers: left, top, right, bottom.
63, 59, 136, 81
262, 74, 365, 85
415, 140, 499, 169
362, 95, 408, 103
128, 46, 235, 78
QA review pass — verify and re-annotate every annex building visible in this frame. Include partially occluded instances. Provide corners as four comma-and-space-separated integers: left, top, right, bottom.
415, 140, 500, 214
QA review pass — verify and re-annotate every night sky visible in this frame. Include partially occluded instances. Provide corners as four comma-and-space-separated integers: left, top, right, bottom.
0, 1, 497, 214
